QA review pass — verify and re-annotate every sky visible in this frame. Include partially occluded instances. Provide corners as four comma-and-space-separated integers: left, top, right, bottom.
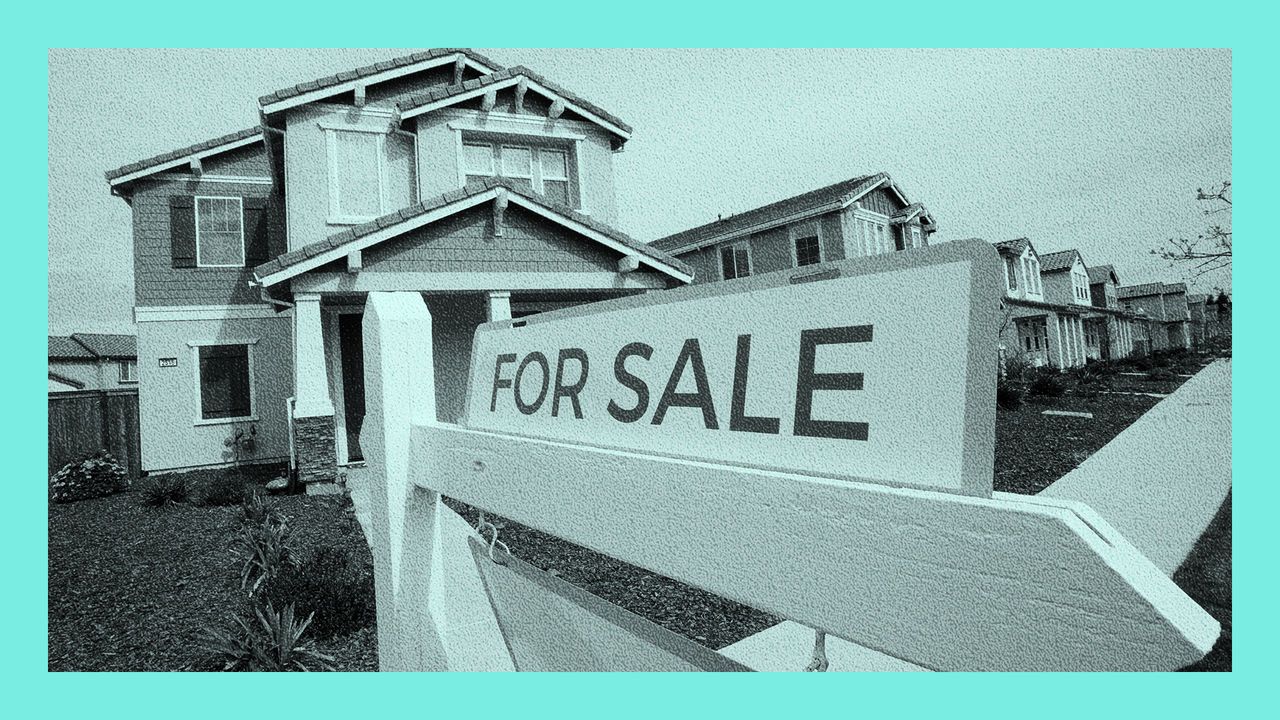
47, 48, 1231, 335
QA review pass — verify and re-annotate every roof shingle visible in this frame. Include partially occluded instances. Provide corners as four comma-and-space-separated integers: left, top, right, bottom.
1087, 264, 1118, 285
650, 174, 886, 253
254, 178, 691, 283
1038, 249, 1081, 273
258, 49, 503, 107
104, 127, 263, 182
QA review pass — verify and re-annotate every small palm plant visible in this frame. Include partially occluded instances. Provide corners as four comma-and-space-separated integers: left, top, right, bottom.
198, 602, 334, 671
238, 520, 296, 597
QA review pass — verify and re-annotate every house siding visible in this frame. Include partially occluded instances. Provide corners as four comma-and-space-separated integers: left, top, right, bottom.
130, 174, 283, 308
360, 203, 619, 274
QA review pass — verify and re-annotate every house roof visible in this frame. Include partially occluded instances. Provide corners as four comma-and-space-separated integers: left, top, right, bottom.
1003, 297, 1088, 315
71, 333, 137, 359
254, 178, 692, 287
991, 238, 1037, 258
48, 371, 86, 390
49, 336, 95, 360
1038, 249, 1082, 273
259, 48, 502, 111
1118, 282, 1188, 300
1087, 264, 1119, 285
394, 65, 633, 142
105, 126, 264, 186
650, 174, 893, 254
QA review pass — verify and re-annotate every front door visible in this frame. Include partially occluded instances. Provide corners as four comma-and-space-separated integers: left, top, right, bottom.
338, 313, 366, 462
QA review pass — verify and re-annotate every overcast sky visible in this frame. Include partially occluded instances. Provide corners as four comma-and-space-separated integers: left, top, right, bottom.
48, 48, 1231, 335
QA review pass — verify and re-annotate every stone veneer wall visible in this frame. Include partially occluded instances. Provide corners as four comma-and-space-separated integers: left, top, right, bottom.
294, 414, 337, 484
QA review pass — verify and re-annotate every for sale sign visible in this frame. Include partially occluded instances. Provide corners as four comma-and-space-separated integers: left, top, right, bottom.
463, 240, 1002, 496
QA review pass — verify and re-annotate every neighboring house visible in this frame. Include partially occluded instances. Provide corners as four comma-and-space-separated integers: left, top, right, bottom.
106, 49, 692, 483
1187, 293, 1230, 346
1083, 264, 1138, 361
48, 334, 138, 394
991, 239, 1089, 370
1118, 283, 1191, 351
648, 173, 936, 283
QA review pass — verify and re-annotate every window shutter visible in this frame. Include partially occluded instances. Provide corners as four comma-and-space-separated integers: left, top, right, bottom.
169, 196, 196, 268
243, 196, 269, 266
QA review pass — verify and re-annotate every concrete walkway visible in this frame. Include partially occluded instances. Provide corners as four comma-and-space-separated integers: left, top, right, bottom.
1041, 358, 1231, 575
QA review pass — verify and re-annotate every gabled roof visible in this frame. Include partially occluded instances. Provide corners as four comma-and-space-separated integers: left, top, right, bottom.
1038, 249, 1083, 273
105, 127, 264, 187
49, 371, 86, 390
50, 334, 137, 360
991, 238, 1038, 258
1187, 293, 1209, 304
71, 333, 137, 359
890, 202, 936, 226
49, 336, 95, 360
254, 178, 692, 287
651, 173, 905, 254
1118, 282, 1189, 300
1087, 264, 1119, 285
259, 49, 502, 115
394, 65, 632, 143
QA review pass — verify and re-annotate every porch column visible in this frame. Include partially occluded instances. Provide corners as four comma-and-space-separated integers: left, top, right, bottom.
487, 290, 512, 322
292, 292, 337, 484
1049, 313, 1066, 369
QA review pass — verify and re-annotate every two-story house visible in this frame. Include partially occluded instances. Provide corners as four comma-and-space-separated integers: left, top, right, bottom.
647, 173, 936, 284
1083, 264, 1138, 360
106, 50, 692, 485
991, 239, 1088, 369
1117, 283, 1191, 352
48, 334, 138, 394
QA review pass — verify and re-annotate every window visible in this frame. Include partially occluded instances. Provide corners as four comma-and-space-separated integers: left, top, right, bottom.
118, 360, 137, 384
720, 242, 751, 280
911, 226, 923, 249
326, 128, 416, 224
195, 197, 244, 267
1005, 257, 1018, 290
852, 211, 891, 256
462, 139, 576, 206
794, 234, 821, 267
196, 344, 253, 422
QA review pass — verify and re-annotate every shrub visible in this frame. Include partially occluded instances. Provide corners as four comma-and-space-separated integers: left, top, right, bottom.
996, 381, 1024, 410
139, 474, 188, 508
1026, 367, 1065, 398
263, 545, 375, 639
196, 601, 334, 672
239, 520, 297, 596
199, 472, 250, 507
241, 488, 280, 526
1002, 353, 1033, 384
50, 450, 129, 503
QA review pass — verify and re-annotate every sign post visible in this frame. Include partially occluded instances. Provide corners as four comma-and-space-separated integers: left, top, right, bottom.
363, 240, 1219, 671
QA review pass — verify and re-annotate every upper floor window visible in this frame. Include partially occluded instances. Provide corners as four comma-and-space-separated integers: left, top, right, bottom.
1005, 256, 1018, 290
326, 128, 416, 225
910, 226, 923, 248
195, 196, 245, 267
463, 139, 575, 207
852, 211, 891, 256
118, 360, 137, 384
794, 234, 821, 266
720, 242, 751, 280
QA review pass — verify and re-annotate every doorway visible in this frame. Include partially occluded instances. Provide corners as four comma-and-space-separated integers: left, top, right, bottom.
338, 312, 365, 462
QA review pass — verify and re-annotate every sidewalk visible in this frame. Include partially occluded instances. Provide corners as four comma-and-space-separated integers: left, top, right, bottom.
1041, 358, 1231, 575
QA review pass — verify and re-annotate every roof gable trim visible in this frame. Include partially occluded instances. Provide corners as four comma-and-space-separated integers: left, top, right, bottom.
396, 73, 631, 142
260, 52, 498, 116
108, 133, 264, 188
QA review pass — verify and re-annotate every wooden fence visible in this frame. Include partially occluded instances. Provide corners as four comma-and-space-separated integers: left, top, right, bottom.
48, 389, 141, 480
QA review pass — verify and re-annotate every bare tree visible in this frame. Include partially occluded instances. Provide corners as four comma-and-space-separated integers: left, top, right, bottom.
1154, 181, 1231, 277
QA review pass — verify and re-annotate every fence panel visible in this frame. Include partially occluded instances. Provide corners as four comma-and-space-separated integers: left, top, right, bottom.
48, 390, 141, 480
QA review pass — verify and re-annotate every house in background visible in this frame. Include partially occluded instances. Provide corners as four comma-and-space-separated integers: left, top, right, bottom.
649, 173, 936, 283
1187, 293, 1230, 347
49, 334, 138, 394
1118, 283, 1191, 351
991, 239, 1088, 369
106, 49, 691, 485
1083, 264, 1137, 361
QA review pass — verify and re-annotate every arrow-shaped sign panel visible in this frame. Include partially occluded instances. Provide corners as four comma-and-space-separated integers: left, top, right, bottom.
463, 240, 1002, 497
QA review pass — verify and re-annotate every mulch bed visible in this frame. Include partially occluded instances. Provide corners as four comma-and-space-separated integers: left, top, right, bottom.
50, 355, 1230, 671
48, 489, 377, 671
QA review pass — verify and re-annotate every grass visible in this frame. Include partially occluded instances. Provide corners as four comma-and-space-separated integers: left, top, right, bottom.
48, 490, 376, 671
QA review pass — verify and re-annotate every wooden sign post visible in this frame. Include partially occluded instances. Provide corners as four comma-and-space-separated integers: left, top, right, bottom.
361, 240, 1219, 672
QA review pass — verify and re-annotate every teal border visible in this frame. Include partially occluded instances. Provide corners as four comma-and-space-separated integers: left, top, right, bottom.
15, 2, 1272, 718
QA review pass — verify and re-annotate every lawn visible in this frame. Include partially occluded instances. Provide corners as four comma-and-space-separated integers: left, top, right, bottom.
48, 351, 1229, 671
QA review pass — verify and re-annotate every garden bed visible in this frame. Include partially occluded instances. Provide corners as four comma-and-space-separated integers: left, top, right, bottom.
48, 490, 376, 671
